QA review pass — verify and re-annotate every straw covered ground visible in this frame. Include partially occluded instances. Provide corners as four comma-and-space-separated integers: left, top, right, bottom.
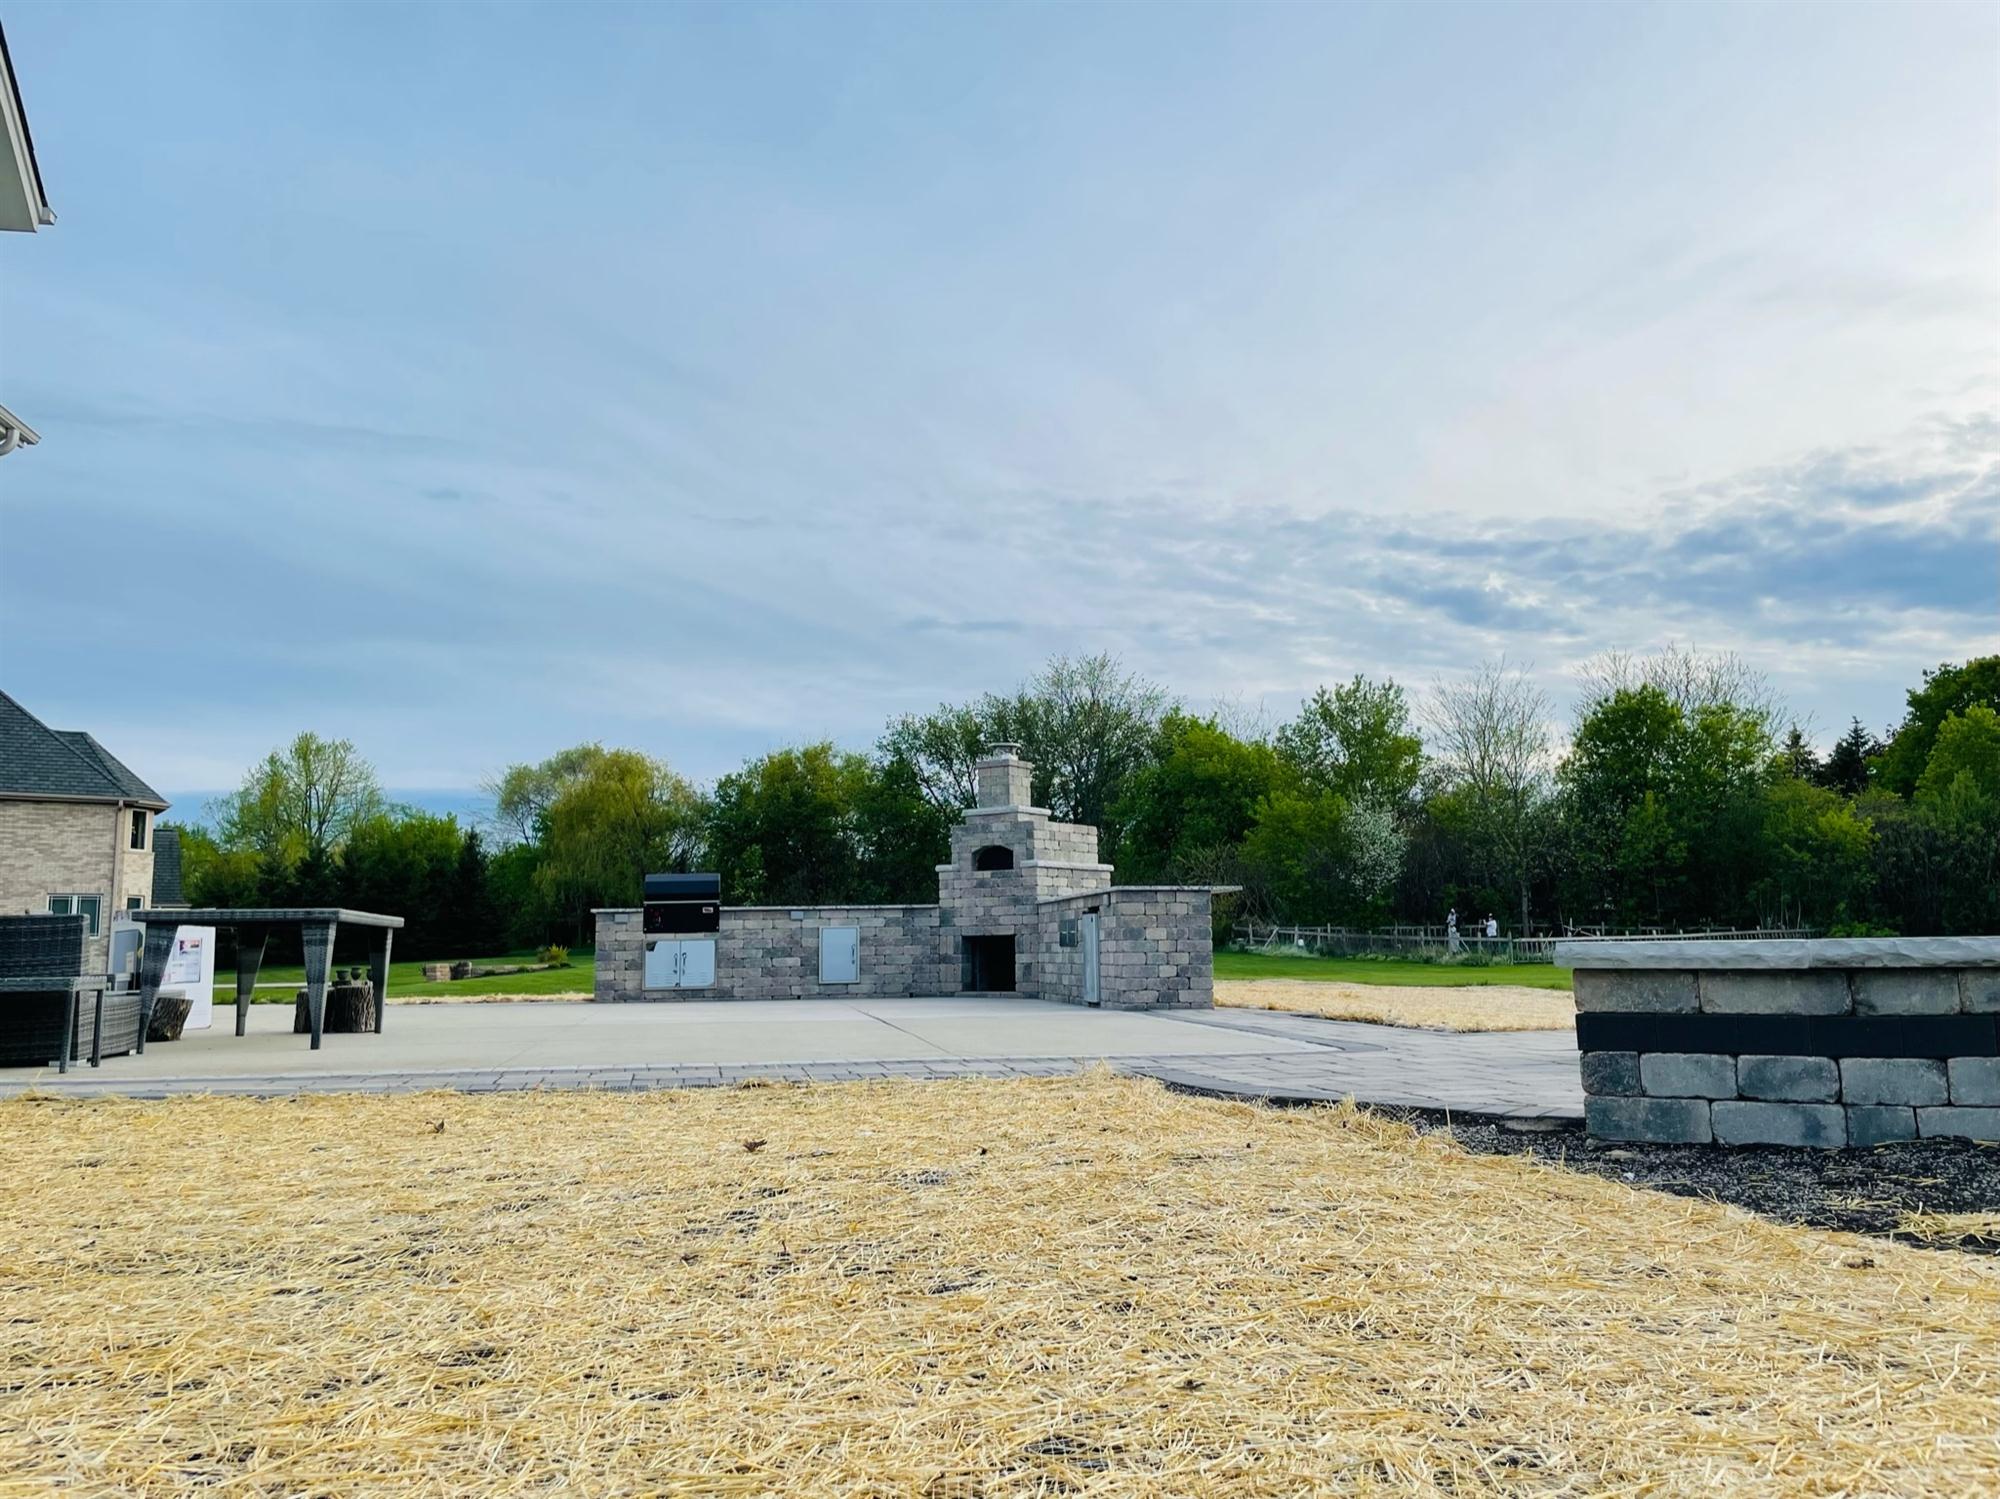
3, 1077, 1996, 1496
1217, 978, 1574, 1032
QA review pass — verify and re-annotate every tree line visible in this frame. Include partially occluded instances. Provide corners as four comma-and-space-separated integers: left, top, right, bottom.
175, 650, 2000, 956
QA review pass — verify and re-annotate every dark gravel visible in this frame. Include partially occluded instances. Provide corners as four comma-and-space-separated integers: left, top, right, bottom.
1387, 1110, 2000, 1256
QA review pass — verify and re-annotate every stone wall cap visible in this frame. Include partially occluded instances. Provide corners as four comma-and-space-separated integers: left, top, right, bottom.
1035, 885, 1219, 905
725, 904, 941, 914
1558, 937, 2000, 970
593, 904, 940, 915
959, 804, 1049, 818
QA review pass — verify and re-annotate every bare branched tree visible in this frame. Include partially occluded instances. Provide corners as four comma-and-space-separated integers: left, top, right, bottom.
1424, 659, 1555, 930
1575, 644, 1784, 731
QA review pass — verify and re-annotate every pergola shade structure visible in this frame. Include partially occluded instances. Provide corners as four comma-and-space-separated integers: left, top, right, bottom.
124, 908, 404, 1051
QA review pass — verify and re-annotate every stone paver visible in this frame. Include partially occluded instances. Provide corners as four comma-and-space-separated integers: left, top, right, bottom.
1, 997, 1584, 1120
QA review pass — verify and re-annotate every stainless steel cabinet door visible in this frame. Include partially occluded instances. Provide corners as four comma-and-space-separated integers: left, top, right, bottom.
678, 939, 716, 989
819, 926, 860, 984
1080, 913, 1101, 1004
644, 939, 678, 989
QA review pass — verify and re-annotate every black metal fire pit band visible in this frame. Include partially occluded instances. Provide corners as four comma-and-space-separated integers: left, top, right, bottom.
1576, 1012, 2000, 1060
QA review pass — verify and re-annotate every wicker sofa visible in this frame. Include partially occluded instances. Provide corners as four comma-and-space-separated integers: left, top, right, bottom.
0, 914, 140, 1069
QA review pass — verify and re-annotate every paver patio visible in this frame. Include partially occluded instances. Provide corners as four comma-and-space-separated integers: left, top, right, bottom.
0, 996, 1584, 1118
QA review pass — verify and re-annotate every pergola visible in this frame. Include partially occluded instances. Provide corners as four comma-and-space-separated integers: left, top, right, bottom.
127, 908, 404, 1050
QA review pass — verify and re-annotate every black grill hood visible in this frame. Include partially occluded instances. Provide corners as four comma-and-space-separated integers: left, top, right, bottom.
644, 872, 720, 902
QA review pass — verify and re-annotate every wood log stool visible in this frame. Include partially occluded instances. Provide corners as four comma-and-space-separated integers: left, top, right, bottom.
147, 987, 194, 1042
295, 979, 376, 1035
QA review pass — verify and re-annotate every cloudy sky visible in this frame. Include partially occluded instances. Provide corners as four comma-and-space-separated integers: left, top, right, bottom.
2, 1, 1994, 805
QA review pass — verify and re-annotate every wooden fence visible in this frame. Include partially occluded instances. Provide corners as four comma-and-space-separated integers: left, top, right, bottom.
1232, 922, 1819, 965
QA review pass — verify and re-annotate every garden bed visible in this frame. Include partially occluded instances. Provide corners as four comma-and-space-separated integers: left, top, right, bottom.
2, 1077, 1995, 1493
1433, 1114, 2000, 1255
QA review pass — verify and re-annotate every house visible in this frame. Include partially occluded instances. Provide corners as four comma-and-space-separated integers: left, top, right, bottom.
1, 21, 52, 457
0, 689, 172, 967
594, 743, 1218, 1008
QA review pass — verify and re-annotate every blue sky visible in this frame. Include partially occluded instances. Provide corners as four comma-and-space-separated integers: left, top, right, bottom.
1, 1, 1994, 806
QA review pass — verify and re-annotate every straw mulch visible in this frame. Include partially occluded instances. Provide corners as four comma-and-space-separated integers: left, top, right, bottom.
2, 1076, 1995, 1496
1218, 978, 1574, 1032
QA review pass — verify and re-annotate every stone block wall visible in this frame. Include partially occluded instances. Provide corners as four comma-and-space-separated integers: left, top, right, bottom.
1566, 939, 2000, 1148
594, 905, 948, 1002
1033, 888, 1214, 1010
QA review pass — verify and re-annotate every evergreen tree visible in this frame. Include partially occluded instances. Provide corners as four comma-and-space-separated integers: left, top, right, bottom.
1816, 718, 1877, 797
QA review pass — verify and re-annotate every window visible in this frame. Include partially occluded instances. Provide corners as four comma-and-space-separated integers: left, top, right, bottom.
126, 896, 144, 912
48, 894, 104, 935
972, 845, 1015, 871
130, 810, 148, 850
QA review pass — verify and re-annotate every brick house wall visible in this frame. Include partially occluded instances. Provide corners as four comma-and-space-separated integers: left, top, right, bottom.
0, 798, 155, 969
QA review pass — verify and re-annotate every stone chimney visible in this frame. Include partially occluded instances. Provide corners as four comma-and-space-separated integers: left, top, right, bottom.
974, 742, 1034, 809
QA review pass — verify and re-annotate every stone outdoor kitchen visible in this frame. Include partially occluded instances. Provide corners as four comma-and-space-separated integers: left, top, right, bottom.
593, 744, 1220, 1008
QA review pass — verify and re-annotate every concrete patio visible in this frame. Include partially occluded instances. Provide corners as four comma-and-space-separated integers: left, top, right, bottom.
2, 996, 1585, 1119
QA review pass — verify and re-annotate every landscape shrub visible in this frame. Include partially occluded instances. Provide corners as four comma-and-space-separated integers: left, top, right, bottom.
537, 944, 571, 967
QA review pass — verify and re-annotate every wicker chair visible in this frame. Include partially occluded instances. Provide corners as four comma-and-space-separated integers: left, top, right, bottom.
0, 914, 139, 1069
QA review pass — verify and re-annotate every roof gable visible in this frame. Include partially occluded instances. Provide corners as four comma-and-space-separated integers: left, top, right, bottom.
0, 689, 166, 806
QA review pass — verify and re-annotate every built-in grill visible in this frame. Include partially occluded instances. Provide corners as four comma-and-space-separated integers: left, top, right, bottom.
643, 872, 721, 934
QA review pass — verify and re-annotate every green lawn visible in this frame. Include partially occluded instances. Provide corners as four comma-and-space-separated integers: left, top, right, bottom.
1214, 948, 1573, 990
218, 949, 594, 1001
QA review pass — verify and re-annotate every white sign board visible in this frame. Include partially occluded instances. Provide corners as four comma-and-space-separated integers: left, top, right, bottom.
165, 926, 217, 1030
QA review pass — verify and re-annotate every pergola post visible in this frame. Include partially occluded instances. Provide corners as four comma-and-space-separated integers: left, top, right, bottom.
234, 926, 269, 1037
301, 919, 339, 1049
366, 926, 393, 1033
134, 922, 176, 1055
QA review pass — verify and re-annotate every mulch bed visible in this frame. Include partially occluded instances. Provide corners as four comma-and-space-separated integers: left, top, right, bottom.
1415, 1112, 2000, 1256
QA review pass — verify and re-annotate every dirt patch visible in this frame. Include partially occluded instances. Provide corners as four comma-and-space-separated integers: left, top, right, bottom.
1217, 977, 1574, 1031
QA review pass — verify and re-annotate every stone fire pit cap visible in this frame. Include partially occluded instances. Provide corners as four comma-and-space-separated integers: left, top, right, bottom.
1556, 936, 2000, 970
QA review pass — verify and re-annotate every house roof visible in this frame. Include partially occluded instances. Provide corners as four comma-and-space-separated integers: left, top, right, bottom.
151, 826, 187, 907
0, 689, 166, 808
0, 22, 53, 233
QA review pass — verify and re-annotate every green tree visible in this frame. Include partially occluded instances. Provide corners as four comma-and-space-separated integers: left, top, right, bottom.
1865, 779, 2000, 935
337, 810, 466, 957
1754, 778, 1874, 928
214, 732, 384, 870
1559, 685, 1774, 926
1775, 725, 1821, 781
878, 705, 988, 816
537, 750, 707, 940
174, 823, 265, 908
1241, 790, 1400, 926
1915, 704, 2000, 801
996, 653, 1170, 833
1816, 718, 1878, 797
485, 744, 611, 845
707, 743, 870, 906
1113, 713, 1285, 882
1275, 676, 1423, 813
852, 754, 954, 904
486, 840, 552, 949
1874, 657, 2000, 795
878, 653, 1169, 838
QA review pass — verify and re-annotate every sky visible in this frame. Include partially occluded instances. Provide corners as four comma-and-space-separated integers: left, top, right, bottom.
1, 0, 1995, 811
